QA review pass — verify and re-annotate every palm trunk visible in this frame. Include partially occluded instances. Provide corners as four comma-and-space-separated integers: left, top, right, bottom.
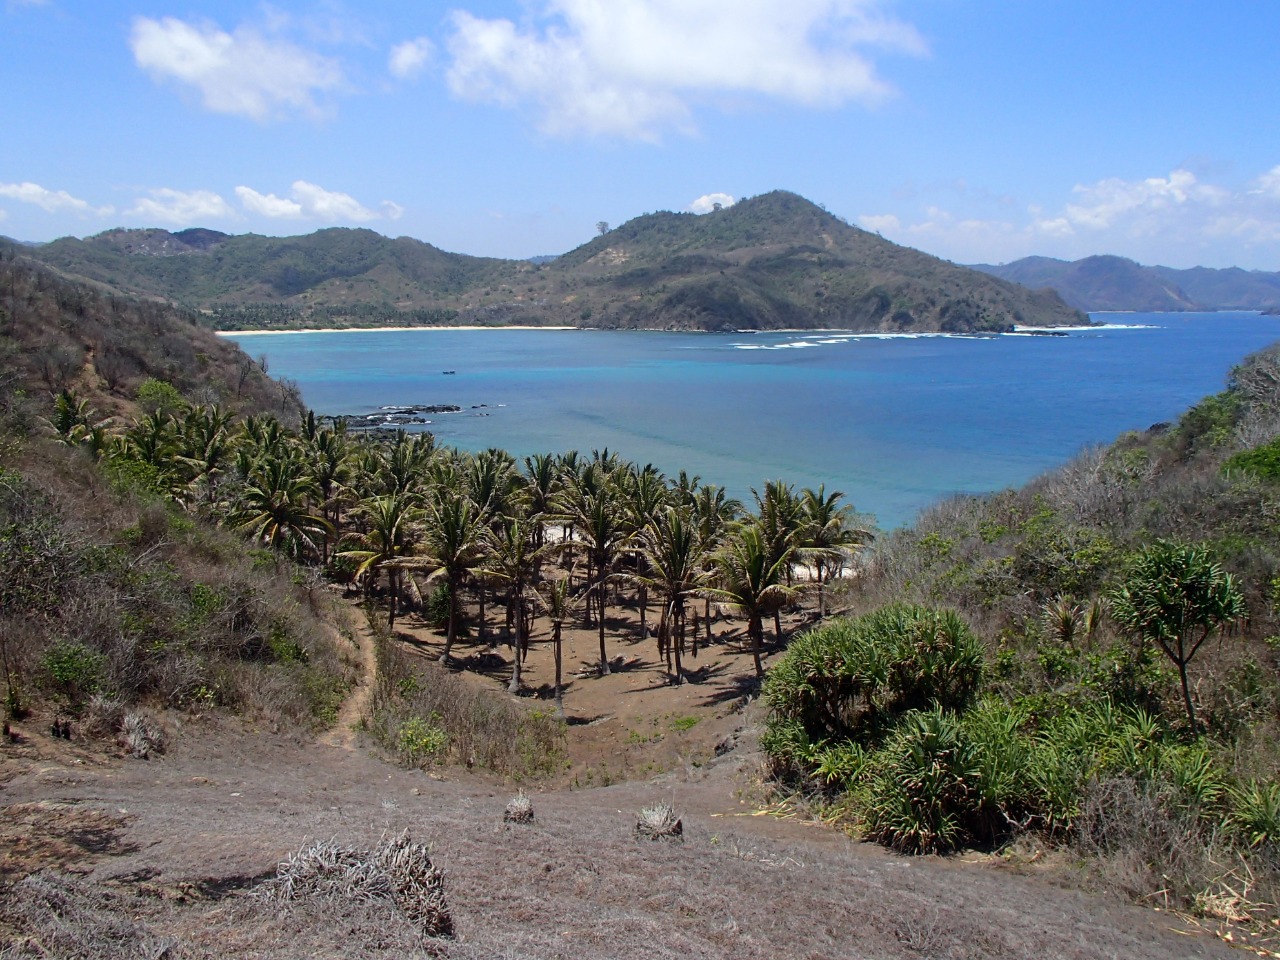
751, 614, 764, 677
387, 567, 398, 629
1179, 661, 1199, 734
508, 598, 523, 694
554, 624, 564, 719
442, 572, 459, 661
597, 589, 610, 676
773, 609, 783, 647
672, 605, 684, 685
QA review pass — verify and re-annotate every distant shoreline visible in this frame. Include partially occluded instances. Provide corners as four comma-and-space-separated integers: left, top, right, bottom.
217, 325, 581, 336
215, 324, 1087, 337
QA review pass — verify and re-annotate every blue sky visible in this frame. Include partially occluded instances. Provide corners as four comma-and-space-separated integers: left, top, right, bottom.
3, 1, 1279, 269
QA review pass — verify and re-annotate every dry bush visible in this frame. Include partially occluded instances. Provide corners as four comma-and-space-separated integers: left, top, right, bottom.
503, 790, 534, 824
258, 831, 453, 939
635, 801, 683, 842
1073, 774, 1280, 918
119, 711, 165, 759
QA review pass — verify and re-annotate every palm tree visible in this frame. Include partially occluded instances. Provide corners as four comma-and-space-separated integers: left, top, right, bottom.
798, 485, 872, 617
522, 453, 559, 547
338, 492, 421, 628
753, 480, 805, 640
621, 463, 670, 642
483, 515, 544, 694
421, 492, 486, 662
632, 505, 708, 684
1110, 540, 1246, 733
533, 575, 584, 718
691, 483, 742, 644
711, 525, 797, 677
558, 465, 630, 676
231, 455, 333, 562
175, 404, 235, 512
304, 423, 351, 563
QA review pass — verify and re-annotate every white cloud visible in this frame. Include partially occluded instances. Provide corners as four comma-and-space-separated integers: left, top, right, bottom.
130, 15, 344, 122
236, 181, 401, 223
445, 0, 926, 139
689, 192, 735, 214
860, 165, 1280, 268
127, 188, 236, 225
858, 213, 899, 234
1251, 165, 1280, 201
0, 181, 112, 216
236, 186, 304, 219
389, 37, 434, 80
1059, 169, 1227, 233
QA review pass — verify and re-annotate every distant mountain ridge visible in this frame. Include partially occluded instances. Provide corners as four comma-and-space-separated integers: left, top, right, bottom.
973, 255, 1280, 312
9, 191, 1084, 332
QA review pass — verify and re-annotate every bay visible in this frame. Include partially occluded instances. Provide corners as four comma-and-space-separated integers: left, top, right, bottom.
224, 312, 1280, 529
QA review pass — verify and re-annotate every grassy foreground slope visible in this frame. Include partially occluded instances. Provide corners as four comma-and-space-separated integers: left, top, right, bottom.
16, 192, 1084, 332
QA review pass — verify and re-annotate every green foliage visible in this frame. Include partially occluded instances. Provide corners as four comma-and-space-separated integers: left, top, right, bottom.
134, 378, 187, 416
422, 580, 452, 627
764, 604, 983, 761
398, 714, 449, 764
41, 641, 106, 704
865, 706, 979, 854
1110, 540, 1246, 731
1175, 389, 1241, 453
1223, 436, 1280, 482
1229, 780, 1280, 848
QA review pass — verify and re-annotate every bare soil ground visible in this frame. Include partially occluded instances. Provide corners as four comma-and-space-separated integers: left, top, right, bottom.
0, 597, 1252, 959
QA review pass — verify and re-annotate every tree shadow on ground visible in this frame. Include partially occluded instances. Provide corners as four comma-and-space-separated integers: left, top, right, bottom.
699, 673, 762, 708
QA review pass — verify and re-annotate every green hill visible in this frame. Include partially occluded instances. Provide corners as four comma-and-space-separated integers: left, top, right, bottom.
15, 191, 1084, 332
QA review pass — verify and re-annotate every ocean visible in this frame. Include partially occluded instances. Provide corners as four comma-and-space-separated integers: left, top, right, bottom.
224, 312, 1280, 529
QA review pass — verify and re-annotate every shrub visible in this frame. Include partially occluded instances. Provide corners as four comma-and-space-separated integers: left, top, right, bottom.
635, 801, 683, 841
865, 706, 978, 854
763, 603, 983, 761
397, 715, 448, 764
503, 790, 534, 824
41, 641, 106, 705
1230, 780, 1280, 849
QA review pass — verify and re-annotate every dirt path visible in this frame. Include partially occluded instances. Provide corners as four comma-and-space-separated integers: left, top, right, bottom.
317, 608, 378, 751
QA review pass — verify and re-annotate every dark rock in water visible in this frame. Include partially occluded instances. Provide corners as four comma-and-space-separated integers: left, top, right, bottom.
336, 403, 462, 428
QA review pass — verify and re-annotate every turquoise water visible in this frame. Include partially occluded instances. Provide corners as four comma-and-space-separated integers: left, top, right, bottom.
225, 313, 1280, 529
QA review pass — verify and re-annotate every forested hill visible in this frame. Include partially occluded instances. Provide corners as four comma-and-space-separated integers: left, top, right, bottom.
973, 254, 1280, 312
11, 191, 1084, 333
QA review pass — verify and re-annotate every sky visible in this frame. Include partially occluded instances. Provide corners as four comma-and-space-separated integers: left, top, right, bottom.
3, 1, 1280, 270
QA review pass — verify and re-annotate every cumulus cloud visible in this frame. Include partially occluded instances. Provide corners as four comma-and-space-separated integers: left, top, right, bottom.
127, 188, 236, 225
0, 181, 112, 216
236, 181, 402, 222
389, 37, 434, 80
859, 166, 1280, 268
445, 0, 926, 139
858, 213, 899, 234
130, 15, 344, 121
689, 192, 735, 213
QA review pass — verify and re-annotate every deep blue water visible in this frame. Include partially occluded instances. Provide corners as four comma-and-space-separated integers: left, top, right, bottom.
224, 313, 1280, 529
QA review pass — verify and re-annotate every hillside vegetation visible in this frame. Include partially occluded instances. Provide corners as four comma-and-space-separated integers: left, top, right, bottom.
762, 340, 1280, 925
12, 191, 1084, 332
0, 253, 352, 744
